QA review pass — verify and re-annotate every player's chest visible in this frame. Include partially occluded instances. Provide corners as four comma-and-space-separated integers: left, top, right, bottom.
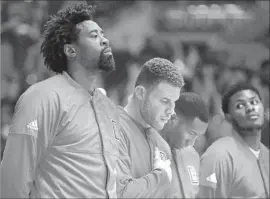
232, 155, 267, 197
171, 150, 199, 197
128, 131, 170, 178
53, 102, 119, 154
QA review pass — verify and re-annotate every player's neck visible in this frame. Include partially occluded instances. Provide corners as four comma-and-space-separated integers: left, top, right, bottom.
68, 62, 97, 93
239, 129, 261, 151
124, 97, 150, 129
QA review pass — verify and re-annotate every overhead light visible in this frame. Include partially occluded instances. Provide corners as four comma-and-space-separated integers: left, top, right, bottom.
187, 5, 197, 15
210, 4, 222, 14
196, 5, 209, 15
224, 4, 243, 14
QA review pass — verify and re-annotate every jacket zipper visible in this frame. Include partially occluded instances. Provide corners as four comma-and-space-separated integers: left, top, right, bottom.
89, 94, 111, 198
257, 159, 269, 197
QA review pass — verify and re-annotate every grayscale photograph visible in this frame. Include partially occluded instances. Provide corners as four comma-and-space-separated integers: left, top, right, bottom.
1, 0, 269, 198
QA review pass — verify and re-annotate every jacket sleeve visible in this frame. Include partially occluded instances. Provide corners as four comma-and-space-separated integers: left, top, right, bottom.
116, 127, 171, 198
0, 89, 59, 198
197, 150, 233, 198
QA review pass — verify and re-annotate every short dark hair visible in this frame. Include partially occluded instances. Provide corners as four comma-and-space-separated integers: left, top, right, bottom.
175, 92, 209, 123
222, 83, 262, 114
41, 1, 95, 73
135, 57, 184, 89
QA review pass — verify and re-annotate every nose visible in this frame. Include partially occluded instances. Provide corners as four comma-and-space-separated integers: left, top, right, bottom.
246, 103, 255, 114
165, 103, 175, 118
101, 36, 109, 47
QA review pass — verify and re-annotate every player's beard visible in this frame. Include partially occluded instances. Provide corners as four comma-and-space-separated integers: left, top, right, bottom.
98, 49, 116, 72
231, 118, 264, 136
141, 98, 163, 131
140, 99, 151, 126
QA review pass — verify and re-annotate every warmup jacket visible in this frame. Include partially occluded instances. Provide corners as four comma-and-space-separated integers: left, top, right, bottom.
116, 107, 171, 198
198, 132, 269, 198
166, 146, 200, 198
1, 72, 120, 198
161, 131, 200, 198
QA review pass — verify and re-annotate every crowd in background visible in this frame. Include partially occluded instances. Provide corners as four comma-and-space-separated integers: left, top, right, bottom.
1, 0, 269, 158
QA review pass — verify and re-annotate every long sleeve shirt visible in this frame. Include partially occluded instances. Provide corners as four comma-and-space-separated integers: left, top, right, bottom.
1, 72, 120, 198
116, 107, 171, 198
198, 133, 269, 198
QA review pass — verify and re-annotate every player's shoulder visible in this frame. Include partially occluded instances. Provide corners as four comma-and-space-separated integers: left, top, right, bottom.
260, 142, 270, 160
202, 136, 237, 159
22, 72, 91, 106
116, 106, 133, 138
260, 142, 269, 153
117, 106, 132, 127
24, 73, 68, 94
209, 136, 237, 151
116, 106, 147, 144
19, 76, 62, 105
178, 147, 200, 162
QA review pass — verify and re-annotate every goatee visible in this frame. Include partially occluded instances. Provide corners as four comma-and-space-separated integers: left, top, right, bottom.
98, 50, 116, 72
232, 119, 263, 135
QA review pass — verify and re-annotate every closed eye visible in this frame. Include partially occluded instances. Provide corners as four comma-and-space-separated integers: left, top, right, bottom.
161, 99, 169, 104
90, 33, 98, 38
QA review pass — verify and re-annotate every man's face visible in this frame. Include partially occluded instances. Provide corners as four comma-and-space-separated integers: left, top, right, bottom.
74, 20, 115, 72
228, 90, 264, 131
164, 115, 208, 149
141, 82, 181, 131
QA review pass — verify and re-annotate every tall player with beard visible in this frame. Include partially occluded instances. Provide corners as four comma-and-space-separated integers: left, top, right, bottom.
198, 83, 269, 198
1, 2, 120, 198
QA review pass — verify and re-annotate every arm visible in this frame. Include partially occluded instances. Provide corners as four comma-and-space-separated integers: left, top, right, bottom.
116, 128, 171, 198
1, 90, 59, 198
197, 150, 233, 198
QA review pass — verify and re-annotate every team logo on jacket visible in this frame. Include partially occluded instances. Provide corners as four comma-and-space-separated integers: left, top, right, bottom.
187, 165, 199, 185
159, 151, 168, 161
26, 120, 38, 138
206, 173, 217, 184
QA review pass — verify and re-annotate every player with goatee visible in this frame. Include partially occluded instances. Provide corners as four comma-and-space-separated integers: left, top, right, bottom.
1, 2, 120, 198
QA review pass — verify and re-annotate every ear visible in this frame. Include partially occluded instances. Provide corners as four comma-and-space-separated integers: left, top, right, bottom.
64, 44, 76, 58
134, 85, 146, 100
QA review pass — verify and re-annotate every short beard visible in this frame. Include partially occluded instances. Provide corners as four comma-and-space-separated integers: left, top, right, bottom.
141, 99, 150, 124
98, 50, 116, 72
140, 98, 155, 129
231, 119, 263, 136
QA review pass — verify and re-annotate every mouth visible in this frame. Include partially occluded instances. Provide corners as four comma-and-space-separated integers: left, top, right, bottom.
103, 47, 112, 54
247, 113, 259, 120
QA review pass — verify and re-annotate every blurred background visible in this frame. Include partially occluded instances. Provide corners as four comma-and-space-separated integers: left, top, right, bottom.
1, 0, 269, 157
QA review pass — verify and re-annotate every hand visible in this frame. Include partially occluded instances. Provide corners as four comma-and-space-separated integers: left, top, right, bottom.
153, 147, 172, 182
